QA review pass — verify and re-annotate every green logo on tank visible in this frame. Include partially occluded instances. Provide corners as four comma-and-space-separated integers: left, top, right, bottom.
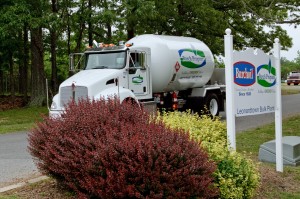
178, 48, 206, 68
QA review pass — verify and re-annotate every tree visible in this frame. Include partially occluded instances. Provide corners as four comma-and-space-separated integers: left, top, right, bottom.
0, 0, 26, 98
49, 0, 59, 93
281, 51, 300, 79
27, 0, 46, 106
19, 24, 29, 101
0, 0, 300, 107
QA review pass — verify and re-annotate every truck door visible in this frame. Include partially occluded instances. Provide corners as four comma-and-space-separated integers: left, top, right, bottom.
128, 52, 149, 96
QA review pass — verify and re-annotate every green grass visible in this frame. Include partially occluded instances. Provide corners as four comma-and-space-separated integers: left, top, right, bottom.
281, 89, 300, 95
237, 115, 300, 198
0, 196, 19, 199
237, 115, 300, 155
0, 106, 48, 134
281, 83, 300, 95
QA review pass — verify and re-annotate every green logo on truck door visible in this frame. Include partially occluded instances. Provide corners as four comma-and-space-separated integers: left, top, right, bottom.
132, 75, 143, 84
178, 49, 206, 68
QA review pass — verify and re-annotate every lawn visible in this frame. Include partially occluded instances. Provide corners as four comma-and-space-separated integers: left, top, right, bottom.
0, 107, 48, 134
237, 115, 300, 198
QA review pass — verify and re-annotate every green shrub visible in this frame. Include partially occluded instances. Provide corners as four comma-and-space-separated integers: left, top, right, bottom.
159, 111, 260, 199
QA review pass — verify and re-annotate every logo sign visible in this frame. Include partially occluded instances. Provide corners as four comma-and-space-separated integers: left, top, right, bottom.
232, 48, 276, 117
178, 48, 206, 69
132, 75, 143, 84
257, 59, 276, 87
233, 61, 256, 86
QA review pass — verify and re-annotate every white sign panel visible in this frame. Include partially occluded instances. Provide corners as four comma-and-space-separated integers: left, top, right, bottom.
233, 48, 276, 117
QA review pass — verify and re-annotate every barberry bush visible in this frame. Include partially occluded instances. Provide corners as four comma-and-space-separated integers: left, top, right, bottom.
28, 98, 218, 199
159, 111, 260, 199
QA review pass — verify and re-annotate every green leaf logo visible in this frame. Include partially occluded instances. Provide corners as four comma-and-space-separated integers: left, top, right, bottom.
257, 60, 276, 87
132, 75, 143, 84
178, 48, 206, 68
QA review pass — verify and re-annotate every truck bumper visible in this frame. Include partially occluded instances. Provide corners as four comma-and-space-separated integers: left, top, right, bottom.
49, 110, 64, 118
287, 80, 300, 85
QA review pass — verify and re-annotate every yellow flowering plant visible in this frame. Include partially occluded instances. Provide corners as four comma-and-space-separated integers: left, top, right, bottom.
158, 111, 260, 199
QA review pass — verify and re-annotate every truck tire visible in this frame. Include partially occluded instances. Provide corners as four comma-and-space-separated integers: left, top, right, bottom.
204, 93, 219, 117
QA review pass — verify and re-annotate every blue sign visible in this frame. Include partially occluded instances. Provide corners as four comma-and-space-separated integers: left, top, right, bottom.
234, 61, 256, 86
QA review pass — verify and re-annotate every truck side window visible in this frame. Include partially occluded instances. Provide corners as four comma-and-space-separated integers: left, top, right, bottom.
129, 53, 140, 68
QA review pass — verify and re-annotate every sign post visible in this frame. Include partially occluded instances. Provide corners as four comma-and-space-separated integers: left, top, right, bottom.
274, 38, 283, 172
224, 29, 283, 172
224, 29, 236, 150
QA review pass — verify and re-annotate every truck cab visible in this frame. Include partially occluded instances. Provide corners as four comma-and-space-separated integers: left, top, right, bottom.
49, 43, 152, 117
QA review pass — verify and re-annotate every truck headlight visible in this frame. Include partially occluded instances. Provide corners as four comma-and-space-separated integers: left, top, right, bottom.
51, 101, 57, 110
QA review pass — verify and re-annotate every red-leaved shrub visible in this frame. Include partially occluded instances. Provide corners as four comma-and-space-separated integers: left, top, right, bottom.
28, 98, 218, 199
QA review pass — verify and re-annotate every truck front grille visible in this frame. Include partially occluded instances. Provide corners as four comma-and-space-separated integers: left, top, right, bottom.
60, 86, 88, 107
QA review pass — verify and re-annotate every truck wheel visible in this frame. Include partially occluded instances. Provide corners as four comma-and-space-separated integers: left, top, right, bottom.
204, 93, 219, 117
287, 83, 290, 85
123, 97, 138, 106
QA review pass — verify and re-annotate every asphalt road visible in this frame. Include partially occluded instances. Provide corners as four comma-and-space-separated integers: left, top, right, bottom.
220, 93, 300, 132
0, 132, 39, 188
0, 93, 300, 188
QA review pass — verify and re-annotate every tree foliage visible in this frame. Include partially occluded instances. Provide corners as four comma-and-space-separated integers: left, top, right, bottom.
281, 52, 300, 79
0, 0, 299, 104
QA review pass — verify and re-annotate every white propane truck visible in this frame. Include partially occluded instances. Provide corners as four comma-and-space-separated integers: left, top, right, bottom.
49, 34, 226, 117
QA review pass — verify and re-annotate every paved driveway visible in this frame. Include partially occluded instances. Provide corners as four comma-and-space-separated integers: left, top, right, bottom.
220, 93, 300, 132
0, 132, 39, 188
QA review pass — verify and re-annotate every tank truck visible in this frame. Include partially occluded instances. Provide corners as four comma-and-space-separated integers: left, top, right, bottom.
49, 34, 226, 117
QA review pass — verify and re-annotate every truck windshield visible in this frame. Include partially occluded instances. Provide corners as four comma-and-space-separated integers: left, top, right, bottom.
85, 51, 126, 70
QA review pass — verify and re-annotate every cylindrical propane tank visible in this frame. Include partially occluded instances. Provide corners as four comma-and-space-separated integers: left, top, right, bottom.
126, 34, 215, 93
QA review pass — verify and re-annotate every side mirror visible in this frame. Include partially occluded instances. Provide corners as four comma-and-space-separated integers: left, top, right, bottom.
69, 53, 84, 72
69, 54, 75, 72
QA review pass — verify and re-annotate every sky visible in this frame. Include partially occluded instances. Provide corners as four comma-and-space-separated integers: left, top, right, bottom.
280, 24, 300, 61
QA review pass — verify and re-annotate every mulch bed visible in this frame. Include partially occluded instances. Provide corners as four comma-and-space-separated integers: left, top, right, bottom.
0, 95, 29, 111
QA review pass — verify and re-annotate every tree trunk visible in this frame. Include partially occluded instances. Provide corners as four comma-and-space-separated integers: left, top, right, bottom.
126, 2, 137, 40
176, 2, 184, 36
18, 31, 23, 94
88, 0, 93, 47
50, 30, 58, 94
30, 27, 46, 106
23, 24, 29, 101
0, 70, 3, 94
74, 2, 86, 53
9, 53, 15, 102
19, 24, 29, 103
74, 20, 85, 53
127, 28, 134, 40
66, 6, 71, 56
50, 0, 58, 93
104, 0, 112, 42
